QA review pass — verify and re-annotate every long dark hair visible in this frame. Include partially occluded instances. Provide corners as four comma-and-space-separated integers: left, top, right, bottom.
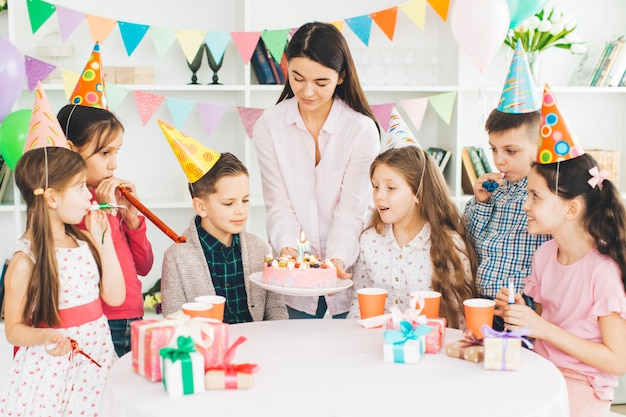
277, 22, 379, 133
57, 104, 124, 156
15, 147, 103, 326
367, 147, 478, 327
533, 153, 626, 290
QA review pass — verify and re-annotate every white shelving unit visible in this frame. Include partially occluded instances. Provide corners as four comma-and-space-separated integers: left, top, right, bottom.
1, 0, 624, 296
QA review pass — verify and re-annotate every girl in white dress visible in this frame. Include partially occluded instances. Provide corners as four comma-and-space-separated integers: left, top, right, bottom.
0, 146, 125, 416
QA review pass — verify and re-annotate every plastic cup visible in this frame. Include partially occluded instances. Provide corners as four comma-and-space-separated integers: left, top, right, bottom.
357, 288, 387, 320
463, 298, 496, 339
195, 295, 226, 322
182, 302, 213, 318
410, 290, 441, 318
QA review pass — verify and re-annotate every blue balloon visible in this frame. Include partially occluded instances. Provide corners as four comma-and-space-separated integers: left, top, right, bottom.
0, 37, 26, 122
508, 0, 550, 29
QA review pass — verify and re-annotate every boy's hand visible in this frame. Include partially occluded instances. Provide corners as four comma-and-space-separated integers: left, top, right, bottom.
473, 173, 505, 203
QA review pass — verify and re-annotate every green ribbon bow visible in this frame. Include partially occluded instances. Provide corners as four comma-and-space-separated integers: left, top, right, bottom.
159, 336, 197, 395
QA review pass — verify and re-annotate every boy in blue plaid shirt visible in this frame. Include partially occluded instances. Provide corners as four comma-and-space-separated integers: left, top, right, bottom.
463, 42, 550, 330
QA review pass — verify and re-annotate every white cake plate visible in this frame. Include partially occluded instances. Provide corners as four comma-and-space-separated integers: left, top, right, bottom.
250, 272, 353, 297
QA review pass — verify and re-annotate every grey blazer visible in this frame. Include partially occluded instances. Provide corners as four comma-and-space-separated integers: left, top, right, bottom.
161, 217, 288, 321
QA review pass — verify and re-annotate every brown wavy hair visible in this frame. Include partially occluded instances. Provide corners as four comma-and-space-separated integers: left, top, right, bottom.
367, 147, 478, 327
15, 147, 103, 327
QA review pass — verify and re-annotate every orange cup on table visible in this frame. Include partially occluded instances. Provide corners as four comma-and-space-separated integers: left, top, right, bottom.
182, 301, 213, 318
410, 290, 441, 318
195, 295, 226, 322
463, 298, 496, 339
357, 288, 387, 320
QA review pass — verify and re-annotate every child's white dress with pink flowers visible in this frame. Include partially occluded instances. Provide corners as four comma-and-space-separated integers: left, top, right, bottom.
0, 239, 115, 416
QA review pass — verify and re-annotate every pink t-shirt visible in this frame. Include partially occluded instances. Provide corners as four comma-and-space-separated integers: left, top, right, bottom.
524, 239, 626, 400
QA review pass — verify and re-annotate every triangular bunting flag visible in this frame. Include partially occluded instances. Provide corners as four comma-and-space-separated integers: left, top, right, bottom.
61, 69, 80, 100
231, 32, 261, 64
260, 29, 290, 62
428, 92, 456, 125
383, 106, 421, 150
118, 21, 150, 56
371, 103, 395, 132
329, 21, 344, 32
345, 15, 373, 47
24, 82, 68, 150
24, 55, 56, 91
56, 5, 84, 41
196, 102, 227, 137
85, 14, 118, 43
176, 29, 207, 64
400, 0, 427, 30
133, 91, 165, 125
371, 7, 398, 41
399, 97, 428, 131
205, 32, 231, 64
106, 83, 130, 112
165, 97, 196, 128
150, 26, 177, 59
236, 107, 265, 139
26, 0, 56, 34
427, 0, 450, 21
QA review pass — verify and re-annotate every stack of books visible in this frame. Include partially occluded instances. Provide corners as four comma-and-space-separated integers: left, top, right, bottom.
0, 156, 12, 204
461, 146, 493, 194
426, 147, 452, 173
250, 38, 287, 85
568, 35, 626, 87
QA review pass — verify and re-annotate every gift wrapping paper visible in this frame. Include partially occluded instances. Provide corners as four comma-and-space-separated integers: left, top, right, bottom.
483, 337, 522, 371
162, 351, 205, 396
205, 370, 255, 390
445, 340, 484, 363
383, 338, 425, 364
131, 319, 176, 382
425, 318, 446, 353
197, 322, 229, 370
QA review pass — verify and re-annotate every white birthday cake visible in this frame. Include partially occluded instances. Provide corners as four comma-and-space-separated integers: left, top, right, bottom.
262, 255, 337, 289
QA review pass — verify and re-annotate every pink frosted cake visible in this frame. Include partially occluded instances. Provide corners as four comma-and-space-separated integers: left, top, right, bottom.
262, 255, 337, 289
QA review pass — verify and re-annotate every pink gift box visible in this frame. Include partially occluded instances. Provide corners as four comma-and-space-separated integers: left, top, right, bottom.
384, 317, 446, 354
197, 322, 229, 371
131, 319, 176, 382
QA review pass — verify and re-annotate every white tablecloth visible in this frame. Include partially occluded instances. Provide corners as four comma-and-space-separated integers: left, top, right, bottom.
101, 319, 569, 417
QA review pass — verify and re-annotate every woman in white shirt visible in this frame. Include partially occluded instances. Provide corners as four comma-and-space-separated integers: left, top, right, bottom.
348, 147, 477, 328
254, 22, 380, 318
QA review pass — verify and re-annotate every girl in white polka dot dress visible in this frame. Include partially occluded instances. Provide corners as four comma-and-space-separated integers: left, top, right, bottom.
0, 147, 125, 416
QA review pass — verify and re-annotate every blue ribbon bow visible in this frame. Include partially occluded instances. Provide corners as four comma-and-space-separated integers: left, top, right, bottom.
384, 320, 432, 344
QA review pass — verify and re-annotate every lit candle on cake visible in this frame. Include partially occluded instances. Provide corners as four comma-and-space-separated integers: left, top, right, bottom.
296, 229, 311, 264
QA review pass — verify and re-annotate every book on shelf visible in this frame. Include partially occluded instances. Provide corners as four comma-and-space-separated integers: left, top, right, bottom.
466, 147, 486, 177
461, 147, 477, 195
266, 49, 284, 85
250, 38, 276, 85
0, 157, 12, 203
607, 36, 626, 87
593, 36, 625, 86
426, 147, 452, 172
568, 43, 611, 87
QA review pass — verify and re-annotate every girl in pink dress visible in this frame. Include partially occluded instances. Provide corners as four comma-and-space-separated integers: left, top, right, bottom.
0, 147, 125, 416
498, 153, 626, 417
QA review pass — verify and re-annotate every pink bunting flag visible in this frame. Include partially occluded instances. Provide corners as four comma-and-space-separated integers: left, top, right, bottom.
236, 107, 265, 139
133, 91, 164, 126
197, 102, 227, 136
230, 32, 261, 64
399, 98, 428, 131
371, 103, 395, 131
56, 5, 85, 41
24, 55, 56, 91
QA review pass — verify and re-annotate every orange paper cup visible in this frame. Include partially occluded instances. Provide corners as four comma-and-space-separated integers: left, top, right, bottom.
195, 295, 226, 322
357, 288, 387, 320
463, 298, 496, 339
410, 290, 441, 318
182, 302, 214, 318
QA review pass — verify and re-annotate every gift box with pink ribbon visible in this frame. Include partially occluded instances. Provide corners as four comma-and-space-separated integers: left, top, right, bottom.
160, 336, 205, 396
445, 329, 485, 363
204, 336, 260, 389
383, 320, 432, 364
131, 313, 229, 382
482, 325, 533, 371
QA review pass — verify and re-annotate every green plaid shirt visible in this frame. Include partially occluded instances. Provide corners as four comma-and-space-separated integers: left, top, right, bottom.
195, 217, 253, 323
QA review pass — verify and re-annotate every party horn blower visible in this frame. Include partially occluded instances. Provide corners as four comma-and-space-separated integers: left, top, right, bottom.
117, 186, 187, 243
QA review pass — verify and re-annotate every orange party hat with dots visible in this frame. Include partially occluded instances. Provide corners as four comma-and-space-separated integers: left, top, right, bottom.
157, 119, 221, 183
497, 39, 540, 114
69, 42, 108, 109
24, 82, 69, 150
383, 106, 421, 151
537, 84, 585, 164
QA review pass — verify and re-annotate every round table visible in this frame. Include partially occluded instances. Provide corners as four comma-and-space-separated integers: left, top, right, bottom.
101, 319, 569, 417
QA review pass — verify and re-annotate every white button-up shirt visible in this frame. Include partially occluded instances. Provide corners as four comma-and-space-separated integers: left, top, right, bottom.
254, 97, 380, 315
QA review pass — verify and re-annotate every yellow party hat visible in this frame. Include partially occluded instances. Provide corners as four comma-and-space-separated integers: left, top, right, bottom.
157, 119, 221, 183
69, 42, 108, 109
24, 82, 69, 150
